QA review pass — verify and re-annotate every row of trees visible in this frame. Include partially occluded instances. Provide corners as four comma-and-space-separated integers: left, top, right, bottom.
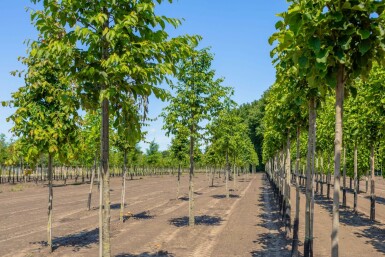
1, 1, 260, 256
265, 1, 385, 257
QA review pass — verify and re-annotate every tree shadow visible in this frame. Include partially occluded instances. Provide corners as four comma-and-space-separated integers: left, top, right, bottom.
314, 194, 380, 227
115, 250, 174, 257
194, 192, 203, 195
251, 180, 291, 256
33, 228, 98, 251
178, 196, 189, 201
364, 195, 385, 205
354, 225, 385, 255
169, 215, 223, 227
211, 194, 240, 199
124, 211, 155, 222
110, 203, 127, 210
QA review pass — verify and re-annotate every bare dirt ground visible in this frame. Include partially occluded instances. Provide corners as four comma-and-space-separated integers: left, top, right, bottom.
0, 173, 384, 257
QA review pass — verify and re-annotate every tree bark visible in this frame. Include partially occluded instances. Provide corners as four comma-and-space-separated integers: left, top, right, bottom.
354, 142, 358, 213
99, 6, 111, 257
304, 97, 316, 257
285, 130, 291, 238
47, 153, 53, 252
226, 149, 230, 198
342, 147, 347, 207
370, 144, 375, 221
291, 126, 300, 257
332, 64, 345, 257
177, 163, 181, 199
189, 125, 195, 226
120, 150, 127, 222
88, 154, 97, 211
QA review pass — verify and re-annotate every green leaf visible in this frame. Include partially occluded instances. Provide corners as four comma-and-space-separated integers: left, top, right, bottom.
308, 37, 321, 52
316, 48, 329, 63
298, 56, 308, 68
359, 40, 371, 55
358, 29, 370, 39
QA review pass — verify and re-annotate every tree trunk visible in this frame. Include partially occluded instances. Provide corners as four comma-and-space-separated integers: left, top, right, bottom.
304, 97, 316, 257
99, 7, 111, 256
177, 163, 181, 199
342, 147, 347, 207
120, 150, 127, 222
370, 144, 375, 221
88, 154, 97, 211
354, 142, 358, 213
47, 153, 53, 252
332, 64, 345, 257
291, 126, 300, 257
285, 130, 291, 238
189, 125, 195, 226
226, 149, 229, 198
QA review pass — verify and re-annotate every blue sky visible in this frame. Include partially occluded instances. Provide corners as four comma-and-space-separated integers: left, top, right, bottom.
0, 0, 288, 151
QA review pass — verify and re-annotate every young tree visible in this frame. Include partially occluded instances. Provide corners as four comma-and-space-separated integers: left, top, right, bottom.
162, 47, 232, 226
6, 51, 79, 252
29, 1, 199, 255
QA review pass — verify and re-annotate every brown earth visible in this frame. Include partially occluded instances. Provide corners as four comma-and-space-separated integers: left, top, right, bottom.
0, 173, 384, 257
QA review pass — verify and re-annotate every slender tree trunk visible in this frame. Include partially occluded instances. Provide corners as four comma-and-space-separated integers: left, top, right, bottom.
99, 7, 111, 257
88, 154, 97, 211
332, 64, 345, 257
177, 163, 181, 199
342, 147, 347, 207
226, 149, 229, 198
189, 125, 195, 226
120, 150, 128, 222
285, 130, 291, 238
354, 142, 358, 213
370, 144, 375, 221
47, 153, 53, 252
304, 97, 316, 257
291, 126, 300, 257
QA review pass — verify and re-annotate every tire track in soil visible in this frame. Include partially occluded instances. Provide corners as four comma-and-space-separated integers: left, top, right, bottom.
189, 176, 255, 257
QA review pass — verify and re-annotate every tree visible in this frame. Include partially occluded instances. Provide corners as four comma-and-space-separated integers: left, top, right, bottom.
162, 47, 232, 226
29, 1, 198, 255
272, 1, 385, 255
6, 50, 80, 252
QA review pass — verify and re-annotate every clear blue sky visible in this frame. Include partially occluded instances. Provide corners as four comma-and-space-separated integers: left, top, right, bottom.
0, 0, 288, 151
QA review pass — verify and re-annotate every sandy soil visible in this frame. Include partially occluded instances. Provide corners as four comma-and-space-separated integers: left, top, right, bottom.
0, 173, 384, 257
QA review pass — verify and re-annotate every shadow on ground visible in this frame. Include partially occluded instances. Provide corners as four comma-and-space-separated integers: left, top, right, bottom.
169, 215, 223, 227
124, 211, 155, 222
354, 225, 385, 255
251, 178, 291, 257
110, 203, 127, 210
33, 228, 98, 251
115, 250, 174, 257
314, 194, 380, 227
211, 194, 240, 199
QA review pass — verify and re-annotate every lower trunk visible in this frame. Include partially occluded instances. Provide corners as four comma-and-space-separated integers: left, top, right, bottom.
88, 154, 97, 211
120, 151, 127, 222
177, 163, 181, 199
100, 96, 111, 256
291, 126, 300, 257
370, 145, 375, 221
47, 153, 53, 252
331, 64, 345, 257
285, 131, 291, 238
189, 131, 195, 226
226, 150, 229, 198
354, 142, 358, 213
342, 147, 347, 207
304, 97, 316, 257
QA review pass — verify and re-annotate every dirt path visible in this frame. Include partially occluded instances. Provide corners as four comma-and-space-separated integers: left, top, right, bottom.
1, 173, 384, 257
